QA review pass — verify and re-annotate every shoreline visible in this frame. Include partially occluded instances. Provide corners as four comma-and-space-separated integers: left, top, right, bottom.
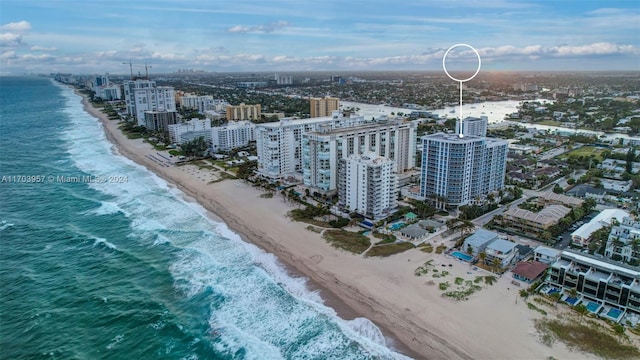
73, 87, 596, 360
74, 90, 425, 358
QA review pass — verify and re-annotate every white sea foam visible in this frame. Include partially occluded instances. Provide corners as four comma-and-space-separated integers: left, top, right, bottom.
106, 334, 124, 350
0, 221, 14, 231
59, 84, 410, 359
85, 201, 128, 217
93, 236, 117, 250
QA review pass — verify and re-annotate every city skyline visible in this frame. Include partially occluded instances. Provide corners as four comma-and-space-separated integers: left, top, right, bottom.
1, 0, 639, 75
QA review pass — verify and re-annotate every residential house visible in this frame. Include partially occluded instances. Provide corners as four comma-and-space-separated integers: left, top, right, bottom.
484, 239, 518, 268
512, 261, 549, 283
463, 229, 500, 256
534, 245, 561, 264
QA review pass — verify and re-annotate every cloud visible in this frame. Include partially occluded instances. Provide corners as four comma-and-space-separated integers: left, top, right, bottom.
548, 43, 638, 56
0, 32, 24, 47
1, 20, 31, 32
1, 50, 17, 60
31, 45, 58, 51
1, 20, 32, 48
228, 20, 291, 33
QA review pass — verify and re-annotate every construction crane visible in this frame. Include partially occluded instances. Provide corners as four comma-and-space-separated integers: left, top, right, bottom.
122, 60, 152, 79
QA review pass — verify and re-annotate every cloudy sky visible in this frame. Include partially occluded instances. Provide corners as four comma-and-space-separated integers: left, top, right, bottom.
1, 0, 639, 75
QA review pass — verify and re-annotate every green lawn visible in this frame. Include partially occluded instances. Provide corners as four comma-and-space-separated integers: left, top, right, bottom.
365, 242, 415, 257
535, 319, 640, 359
536, 120, 563, 126
323, 229, 371, 254
560, 146, 606, 161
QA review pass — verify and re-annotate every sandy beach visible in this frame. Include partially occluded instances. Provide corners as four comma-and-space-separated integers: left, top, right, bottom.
79, 92, 600, 360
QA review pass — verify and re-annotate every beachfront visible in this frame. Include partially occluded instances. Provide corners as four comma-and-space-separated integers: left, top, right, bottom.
80, 92, 603, 359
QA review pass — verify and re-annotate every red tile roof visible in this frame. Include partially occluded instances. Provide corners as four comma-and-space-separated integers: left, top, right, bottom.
512, 261, 548, 280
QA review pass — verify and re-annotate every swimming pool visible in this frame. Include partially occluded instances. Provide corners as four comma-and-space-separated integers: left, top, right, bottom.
546, 287, 561, 295
388, 222, 406, 231
607, 308, 622, 318
586, 301, 600, 313
565, 296, 579, 305
451, 251, 473, 262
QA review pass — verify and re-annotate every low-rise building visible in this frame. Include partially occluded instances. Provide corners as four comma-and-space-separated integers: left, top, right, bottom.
463, 229, 500, 256
546, 251, 640, 317
498, 204, 572, 237
400, 224, 429, 240
512, 261, 548, 283
534, 245, 561, 264
484, 239, 518, 268
601, 179, 634, 192
599, 159, 640, 174
605, 217, 640, 264
537, 192, 584, 208
571, 209, 629, 247
565, 184, 607, 203
515, 245, 534, 262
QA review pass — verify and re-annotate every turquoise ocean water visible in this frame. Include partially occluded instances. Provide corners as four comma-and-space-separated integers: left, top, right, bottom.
0, 77, 409, 360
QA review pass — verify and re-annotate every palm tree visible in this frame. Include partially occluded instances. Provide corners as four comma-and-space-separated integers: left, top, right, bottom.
492, 258, 501, 273
479, 252, 487, 265
550, 292, 562, 306
611, 237, 625, 254
567, 288, 578, 300
484, 275, 497, 288
574, 304, 588, 323
519, 289, 529, 299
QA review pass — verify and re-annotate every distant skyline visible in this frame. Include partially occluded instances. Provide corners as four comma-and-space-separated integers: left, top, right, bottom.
1, 0, 639, 75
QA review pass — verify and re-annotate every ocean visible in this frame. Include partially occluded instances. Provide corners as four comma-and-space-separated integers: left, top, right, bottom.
0, 77, 408, 360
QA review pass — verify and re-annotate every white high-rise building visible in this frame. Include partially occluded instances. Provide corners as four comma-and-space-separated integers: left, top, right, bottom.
338, 154, 397, 220
211, 121, 256, 152
123, 79, 176, 126
168, 119, 211, 144
180, 94, 219, 113
90, 74, 121, 101
456, 116, 488, 137
256, 111, 368, 179
419, 133, 508, 206
302, 119, 418, 192
274, 74, 293, 85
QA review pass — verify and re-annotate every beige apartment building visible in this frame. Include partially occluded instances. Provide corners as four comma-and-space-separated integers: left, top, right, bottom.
226, 103, 261, 121
310, 97, 340, 118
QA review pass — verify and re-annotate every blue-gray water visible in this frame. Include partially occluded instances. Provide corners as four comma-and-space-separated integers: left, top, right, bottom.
0, 77, 408, 360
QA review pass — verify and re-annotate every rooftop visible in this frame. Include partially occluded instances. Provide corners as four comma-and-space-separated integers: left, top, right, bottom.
538, 191, 584, 206
465, 229, 500, 247
512, 261, 548, 280
486, 238, 518, 253
565, 184, 607, 197
503, 204, 571, 226
421, 132, 508, 145
400, 224, 428, 239
534, 245, 561, 258
561, 251, 640, 278
571, 208, 630, 240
